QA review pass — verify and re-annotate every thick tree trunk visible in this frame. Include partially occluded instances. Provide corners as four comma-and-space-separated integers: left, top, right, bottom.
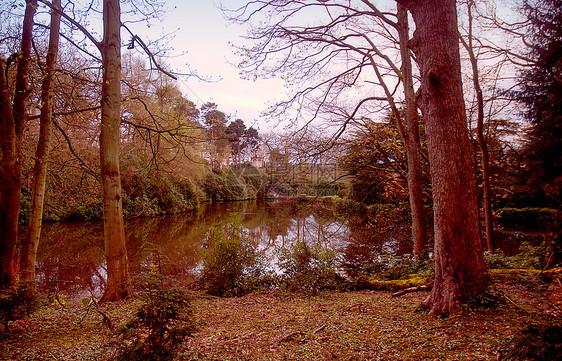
0, 0, 37, 288
397, 0, 491, 315
100, 0, 129, 301
397, 4, 427, 258
20, 0, 61, 292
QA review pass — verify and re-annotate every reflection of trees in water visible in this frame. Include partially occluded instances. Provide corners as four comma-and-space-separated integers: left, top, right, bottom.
31, 221, 105, 297
341, 206, 416, 278
31, 199, 419, 295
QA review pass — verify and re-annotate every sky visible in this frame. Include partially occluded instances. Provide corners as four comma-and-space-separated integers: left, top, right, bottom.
139, 1, 287, 132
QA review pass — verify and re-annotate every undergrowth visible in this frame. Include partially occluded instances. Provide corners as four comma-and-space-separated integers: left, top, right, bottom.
198, 224, 272, 296
277, 240, 347, 295
0, 286, 38, 334
115, 269, 197, 361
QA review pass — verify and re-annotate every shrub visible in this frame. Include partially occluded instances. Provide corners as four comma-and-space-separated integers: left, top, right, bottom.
115, 273, 196, 361
364, 253, 434, 281
199, 224, 271, 296
277, 240, 346, 295
65, 204, 102, 221
123, 193, 161, 218
496, 207, 560, 230
239, 165, 266, 197
0, 287, 38, 333
177, 178, 204, 209
500, 324, 562, 361
484, 241, 553, 270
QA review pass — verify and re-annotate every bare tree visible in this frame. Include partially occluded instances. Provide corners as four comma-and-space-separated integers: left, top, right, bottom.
227, 0, 428, 256
99, 0, 130, 301
459, 0, 495, 253
396, 0, 491, 315
0, 0, 37, 288
34, 0, 176, 300
19, 0, 62, 293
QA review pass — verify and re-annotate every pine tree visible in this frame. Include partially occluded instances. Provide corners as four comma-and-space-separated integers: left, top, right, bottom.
515, 0, 562, 206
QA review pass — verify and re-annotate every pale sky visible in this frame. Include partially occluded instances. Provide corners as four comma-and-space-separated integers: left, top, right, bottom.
143, 1, 287, 132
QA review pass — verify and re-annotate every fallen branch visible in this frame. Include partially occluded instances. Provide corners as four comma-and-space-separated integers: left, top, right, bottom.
89, 292, 115, 332
392, 281, 434, 297
313, 325, 327, 334
278, 330, 304, 343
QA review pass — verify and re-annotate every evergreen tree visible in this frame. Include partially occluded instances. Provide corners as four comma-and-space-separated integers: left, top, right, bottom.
515, 0, 562, 206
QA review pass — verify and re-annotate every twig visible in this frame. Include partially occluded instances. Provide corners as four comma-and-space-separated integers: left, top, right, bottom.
89, 292, 115, 332
392, 281, 434, 297
313, 325, 327, 334
78, 298, 94, 325
278, 330, 304, 343
54, 293, 68, 308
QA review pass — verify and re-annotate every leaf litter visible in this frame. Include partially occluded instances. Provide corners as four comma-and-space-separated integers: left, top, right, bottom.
0, 280, 560, 360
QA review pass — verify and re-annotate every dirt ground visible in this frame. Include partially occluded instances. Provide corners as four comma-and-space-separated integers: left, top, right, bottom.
1, 280, 560, 361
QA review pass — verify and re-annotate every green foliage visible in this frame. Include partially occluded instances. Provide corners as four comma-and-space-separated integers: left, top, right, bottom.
509, 0, 562, 208
122, 194, 160, 218
65, 204, 102, 221
115, 274, 196, 361
340, 121, 412, 204
122, 171, 204, 218
277, 240, 346, 295
495, 207, 560, 230
364, 253, 434, 281
484, 241, 549, 270
203, 167, 266, 202
199, 224, 271, 297
177, 178, 205, 209
500, 324, 562, 361
239, 165, 266, 196
0, 287, 38, 333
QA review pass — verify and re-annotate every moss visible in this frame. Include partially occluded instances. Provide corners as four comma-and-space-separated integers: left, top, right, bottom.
367, 274, 431, 291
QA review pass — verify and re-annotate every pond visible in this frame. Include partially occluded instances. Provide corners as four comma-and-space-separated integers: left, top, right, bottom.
23, 199, 546, 299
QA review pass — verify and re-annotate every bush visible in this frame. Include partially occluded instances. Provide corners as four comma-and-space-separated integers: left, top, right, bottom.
277, 240, 346, 295
177, 178, 204, 209
496, 207, 560, 230
239, 165, 266, 196
364, 253, 434, 281
65, 204, 102, 221
123, 193, 161, 218
115, 273, 196, 361
500, 324, 562, 361
203, 170, 254, 201
0, 287, 38, 333
484, 241, 548, 269
199, 224, 271, 296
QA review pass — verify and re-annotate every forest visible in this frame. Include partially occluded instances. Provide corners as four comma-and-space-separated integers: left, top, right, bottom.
0, 0, 560, 360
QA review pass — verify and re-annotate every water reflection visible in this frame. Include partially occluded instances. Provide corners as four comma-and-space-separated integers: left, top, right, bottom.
26, 199, 534, 297
28, 199, 405, 296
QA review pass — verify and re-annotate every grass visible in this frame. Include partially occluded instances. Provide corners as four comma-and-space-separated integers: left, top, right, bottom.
1, 277, 560, 361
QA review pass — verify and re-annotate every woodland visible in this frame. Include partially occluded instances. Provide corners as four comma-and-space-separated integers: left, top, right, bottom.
0, 0, 561, 360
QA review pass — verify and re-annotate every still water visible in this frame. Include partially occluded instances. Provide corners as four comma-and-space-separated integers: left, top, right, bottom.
27, 199, 539, 298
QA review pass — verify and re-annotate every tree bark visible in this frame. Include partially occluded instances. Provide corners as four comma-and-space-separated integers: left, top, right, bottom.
100, 0, 130, 301
20, 0, 62, 293
0, 0, 37, 288
397, 4, 427, 258
396, 0, 491, 315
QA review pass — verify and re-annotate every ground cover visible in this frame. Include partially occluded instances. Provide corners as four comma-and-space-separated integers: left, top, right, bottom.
1, 277, 560, 361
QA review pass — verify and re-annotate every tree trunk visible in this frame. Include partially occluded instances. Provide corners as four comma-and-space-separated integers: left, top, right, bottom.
396, 0, 491, 315
397, 4, 427, 258
100, 0, 130, 301
464, 1, 495, 253
20, 0, 61, 293
0, 0, 37, 288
